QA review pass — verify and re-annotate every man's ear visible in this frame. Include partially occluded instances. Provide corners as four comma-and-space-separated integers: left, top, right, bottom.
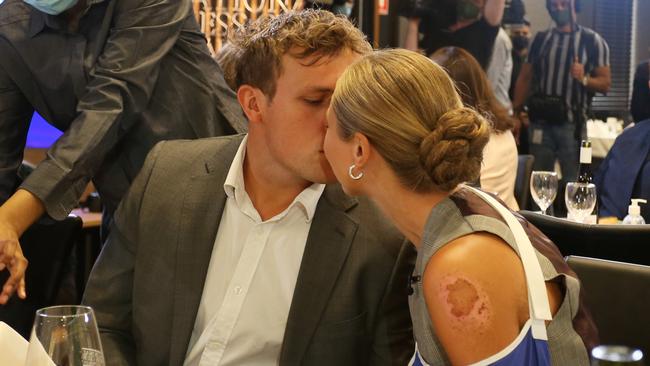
237, 85, 265, 124
351, 132, 372, 168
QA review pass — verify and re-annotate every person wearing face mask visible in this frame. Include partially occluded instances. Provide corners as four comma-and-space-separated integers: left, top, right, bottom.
0, 0, 247, 304
512, 0, 611, 189
508, 19, 530, 101
400, 0, 506, 70
507, 19, 531, 152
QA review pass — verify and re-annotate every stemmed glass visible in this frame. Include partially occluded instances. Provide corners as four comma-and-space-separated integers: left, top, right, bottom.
26, 305, 105, 366
565, 182, 597, 224
530, 171, 558, 215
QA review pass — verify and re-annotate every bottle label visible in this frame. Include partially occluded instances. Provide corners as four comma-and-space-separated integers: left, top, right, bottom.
580, 147, 592, 164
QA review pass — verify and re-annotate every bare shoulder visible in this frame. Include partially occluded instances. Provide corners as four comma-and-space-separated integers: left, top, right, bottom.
421, 232, 529, 365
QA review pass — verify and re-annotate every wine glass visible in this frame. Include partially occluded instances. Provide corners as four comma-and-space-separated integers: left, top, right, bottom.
565, 182, 597, 224
530, 171, 558, 215
26, 305, 105, 366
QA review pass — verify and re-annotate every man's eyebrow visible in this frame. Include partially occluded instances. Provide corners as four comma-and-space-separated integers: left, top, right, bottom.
302, 87, 334, 94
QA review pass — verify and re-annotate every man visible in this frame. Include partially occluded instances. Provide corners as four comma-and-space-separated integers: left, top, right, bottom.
0, 0, 246, 303
508, 19, 531, 100
513, 0, 610, 184
82, 10, 415, 366
401, 0, 505, 69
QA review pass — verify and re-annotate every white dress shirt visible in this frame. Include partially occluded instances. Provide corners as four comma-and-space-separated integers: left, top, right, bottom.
184, 137, 325, 366
487, 27, 514, 113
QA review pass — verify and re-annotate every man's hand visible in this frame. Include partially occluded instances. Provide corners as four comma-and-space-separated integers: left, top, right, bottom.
571, 57, 585, 82
0, 221, 27, 304
0, 189, 45, 304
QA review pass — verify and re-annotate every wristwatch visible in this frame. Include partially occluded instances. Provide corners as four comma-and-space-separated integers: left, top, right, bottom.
582, 75, 589, 86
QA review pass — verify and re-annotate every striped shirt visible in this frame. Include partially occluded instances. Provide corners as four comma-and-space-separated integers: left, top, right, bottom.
527, 25, 610, 123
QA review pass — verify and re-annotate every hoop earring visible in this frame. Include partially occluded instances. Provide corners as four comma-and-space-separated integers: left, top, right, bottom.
348, 164, 364, 180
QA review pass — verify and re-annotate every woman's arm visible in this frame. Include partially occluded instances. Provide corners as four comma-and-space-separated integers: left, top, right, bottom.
422, 232, 560, 364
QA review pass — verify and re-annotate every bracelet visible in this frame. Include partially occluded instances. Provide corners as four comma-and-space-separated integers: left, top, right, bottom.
582, 75, 589, 86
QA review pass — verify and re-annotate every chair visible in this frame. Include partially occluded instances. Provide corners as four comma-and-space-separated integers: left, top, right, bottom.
0, 215, 83, 338
520, 210, 650, 266
566, 256, 650, 356
515, 154, 534, 210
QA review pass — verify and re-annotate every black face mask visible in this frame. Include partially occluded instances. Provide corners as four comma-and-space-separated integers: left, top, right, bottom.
512, 35, 530, 51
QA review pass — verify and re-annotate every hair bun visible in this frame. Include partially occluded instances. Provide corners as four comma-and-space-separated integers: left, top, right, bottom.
419, 107, 490, 191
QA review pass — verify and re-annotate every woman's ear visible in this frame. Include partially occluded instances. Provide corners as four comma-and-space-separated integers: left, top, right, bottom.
237, 85, 265, 124
352, 132, 371, 168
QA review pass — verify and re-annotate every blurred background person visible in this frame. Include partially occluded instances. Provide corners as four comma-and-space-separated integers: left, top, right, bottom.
399, 0, 506, 69
508, 19, 531, 100
0, 0, 246, 304
595, 120, 650, 223
513, 0, 610, 186
507, 19, 531, 152
486, 27, 513, 113
596, 61, 650, 222
432, 47, 520, 210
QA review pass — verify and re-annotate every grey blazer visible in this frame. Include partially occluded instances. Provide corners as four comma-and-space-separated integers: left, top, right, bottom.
82, 135, 415, 366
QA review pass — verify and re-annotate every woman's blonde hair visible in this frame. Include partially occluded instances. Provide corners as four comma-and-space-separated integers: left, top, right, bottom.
331, 49, 490, 192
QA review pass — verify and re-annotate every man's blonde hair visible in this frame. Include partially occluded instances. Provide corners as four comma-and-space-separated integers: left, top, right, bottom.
229, 9, 372, 98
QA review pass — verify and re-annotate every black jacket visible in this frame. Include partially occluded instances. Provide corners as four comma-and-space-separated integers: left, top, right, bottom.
0, 0, 247, 218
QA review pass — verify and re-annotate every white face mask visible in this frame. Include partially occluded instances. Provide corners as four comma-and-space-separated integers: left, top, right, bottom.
23, 0, 79, 15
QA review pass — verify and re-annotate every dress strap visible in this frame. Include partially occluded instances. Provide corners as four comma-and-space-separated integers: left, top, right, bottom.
467, 187, 552, 340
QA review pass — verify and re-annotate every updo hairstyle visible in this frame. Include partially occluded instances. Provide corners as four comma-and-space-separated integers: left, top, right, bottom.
331, 49, 490, 192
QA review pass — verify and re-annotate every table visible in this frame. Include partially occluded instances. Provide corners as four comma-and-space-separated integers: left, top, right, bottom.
586, 119, 622, 158
70, 209, 102, 228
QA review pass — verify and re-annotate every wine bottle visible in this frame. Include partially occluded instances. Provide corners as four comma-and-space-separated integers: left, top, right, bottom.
577, 140, 598, 223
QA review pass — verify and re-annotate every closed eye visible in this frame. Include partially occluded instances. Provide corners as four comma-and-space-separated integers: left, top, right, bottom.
304, 98, 325, 105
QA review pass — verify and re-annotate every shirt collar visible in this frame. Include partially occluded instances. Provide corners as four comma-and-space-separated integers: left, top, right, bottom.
223, 136, 325, 223
28, 0, 106, 37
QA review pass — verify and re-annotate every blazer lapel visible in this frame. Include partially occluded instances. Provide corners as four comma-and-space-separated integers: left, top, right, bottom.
168, 137, 242, 365
279, 185, 359, 365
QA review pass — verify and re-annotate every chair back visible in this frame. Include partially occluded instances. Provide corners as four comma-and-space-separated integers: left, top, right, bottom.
0, 215, 82, 338
515, 154, 535, 210
520, 210, 650, 266
566, 256, 650, 356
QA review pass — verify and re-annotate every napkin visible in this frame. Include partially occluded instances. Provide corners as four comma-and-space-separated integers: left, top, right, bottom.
0, 321, 56, 366
0, 321, 28, 365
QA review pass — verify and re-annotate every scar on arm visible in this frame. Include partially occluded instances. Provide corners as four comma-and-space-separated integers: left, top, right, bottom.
437, 275, 491, 331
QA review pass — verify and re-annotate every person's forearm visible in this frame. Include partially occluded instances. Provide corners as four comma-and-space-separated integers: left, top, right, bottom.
0, 189, 45, 236
404, 18, 420, 51
513, 71, 532, 111
483, 0, 506, 26
584, 75, 611, 94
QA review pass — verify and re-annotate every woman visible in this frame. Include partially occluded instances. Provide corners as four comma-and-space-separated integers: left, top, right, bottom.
323, 49, 596, 365
431, 47, 519, 210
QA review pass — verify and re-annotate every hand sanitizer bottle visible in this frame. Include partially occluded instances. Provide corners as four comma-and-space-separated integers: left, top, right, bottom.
622, 199, 647, 225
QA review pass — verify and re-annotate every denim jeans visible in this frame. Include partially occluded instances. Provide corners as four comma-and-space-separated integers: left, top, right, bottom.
528, 121, 580, 183
528, 122, 583, 216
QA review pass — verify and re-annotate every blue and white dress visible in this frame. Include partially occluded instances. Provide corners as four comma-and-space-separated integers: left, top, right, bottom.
408, 186, 596, 365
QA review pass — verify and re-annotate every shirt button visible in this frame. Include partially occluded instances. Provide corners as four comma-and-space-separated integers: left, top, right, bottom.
233, 285, 243, 295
